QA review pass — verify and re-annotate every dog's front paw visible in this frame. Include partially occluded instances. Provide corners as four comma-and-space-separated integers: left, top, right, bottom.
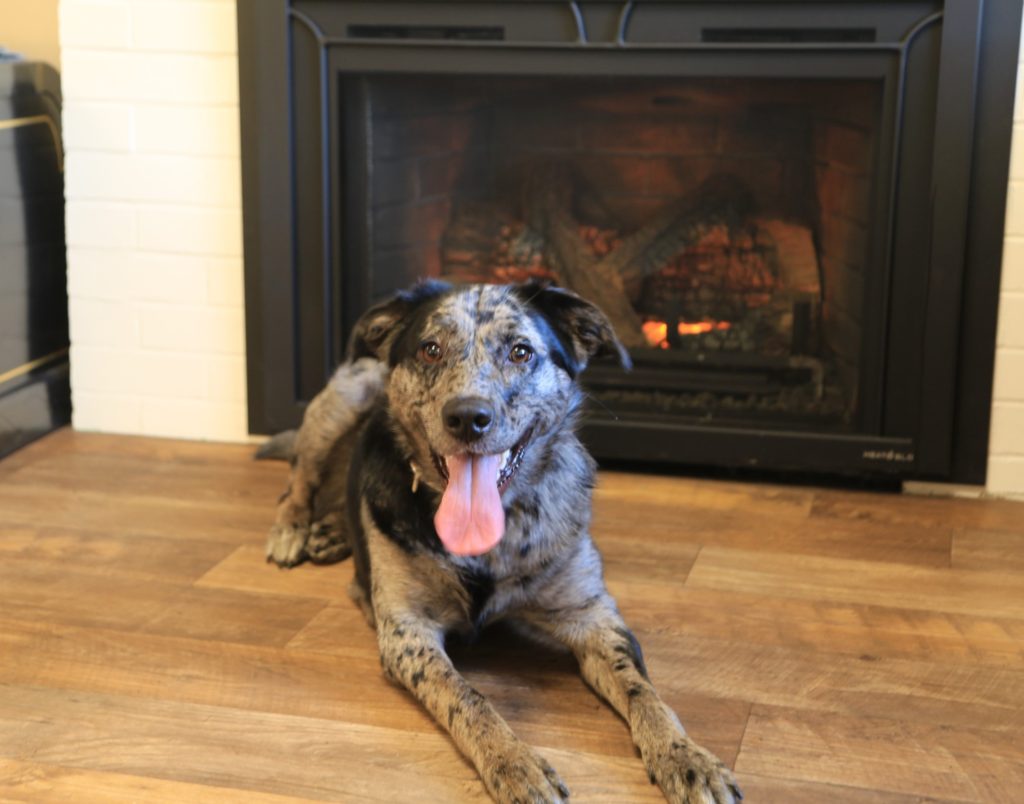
306, 515, 352, 564
265, 523, 309, 568
644, 737, 741, 804
483, 743, 570, 803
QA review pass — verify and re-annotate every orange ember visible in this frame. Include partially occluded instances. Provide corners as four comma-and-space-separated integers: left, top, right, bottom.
642, 319, 731, 348
641, 321, 669, 347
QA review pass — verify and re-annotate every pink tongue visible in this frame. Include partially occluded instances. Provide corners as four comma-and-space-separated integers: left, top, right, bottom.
434, 453, 504, 556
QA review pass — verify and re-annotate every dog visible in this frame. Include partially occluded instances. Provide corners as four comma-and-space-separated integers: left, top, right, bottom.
264, 281, 741, 804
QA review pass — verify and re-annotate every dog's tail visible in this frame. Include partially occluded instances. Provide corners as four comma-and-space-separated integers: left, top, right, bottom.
255, 430, 298, 461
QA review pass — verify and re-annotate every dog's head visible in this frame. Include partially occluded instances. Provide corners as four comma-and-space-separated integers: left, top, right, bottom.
348, 280, 628, 556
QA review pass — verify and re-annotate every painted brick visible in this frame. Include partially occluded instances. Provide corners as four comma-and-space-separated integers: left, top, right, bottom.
206, 354, 247, 403
1002, 238, 1024, 293
131, 351, 211, 399
996, 293, 1024, 349
61, 50, 237, 104
70, 346, 209, 399
127, 254, 210, 304
140, 397, 248, 441
134, 105, 240, 156
137, 205, 242, 256
69, 298, 139, 348
989, 403, 1024, 455
1011, 123, 1024, 182
1005, 180, 1024, 238
131, 1, 237, 54
66, 249, 131, 301
65, 201, 136, 249
70, 347, 138, 395
62, 103, 133, 151
992, 349, 1024, 401
65, 152, 241, 207
140, 306, 245, 355
987, 457, 1024, 496
207, 260, 244, 307
71, 390, 143, 434
1017, 59, 1024, 123
60, 1, 132, 49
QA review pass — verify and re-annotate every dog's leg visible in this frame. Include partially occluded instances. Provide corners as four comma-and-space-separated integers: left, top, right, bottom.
266, 358, 387, 567
520, 588, 741, 804
376, 612, 569, 804
365, 522, 568, 803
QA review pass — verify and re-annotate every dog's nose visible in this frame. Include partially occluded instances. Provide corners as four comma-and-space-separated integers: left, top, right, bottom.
442, 397, 494, 442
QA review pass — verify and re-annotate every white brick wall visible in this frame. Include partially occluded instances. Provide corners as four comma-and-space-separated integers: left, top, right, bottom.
988, 24, 1024, 496
60, 0, 247, 442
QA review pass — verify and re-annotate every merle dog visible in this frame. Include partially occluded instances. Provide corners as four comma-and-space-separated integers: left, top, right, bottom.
264, 281, 741, 804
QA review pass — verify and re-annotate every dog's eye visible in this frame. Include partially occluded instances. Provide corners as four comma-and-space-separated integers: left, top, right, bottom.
420, 341, 443, 364
509, 343, 534, 364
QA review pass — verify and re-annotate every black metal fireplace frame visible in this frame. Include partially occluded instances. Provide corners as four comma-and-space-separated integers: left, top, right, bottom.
238, 0, 1022, 483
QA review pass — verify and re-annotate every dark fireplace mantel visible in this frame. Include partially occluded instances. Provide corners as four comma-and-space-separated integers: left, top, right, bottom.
238, 1, 1021, 484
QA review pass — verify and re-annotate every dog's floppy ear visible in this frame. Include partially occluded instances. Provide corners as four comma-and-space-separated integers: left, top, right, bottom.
347, 279, 451, 362
516, 281, 631, 376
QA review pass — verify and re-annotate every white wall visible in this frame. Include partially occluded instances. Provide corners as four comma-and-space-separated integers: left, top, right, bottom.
988, 27, 1024, 496
60, 0, 248, 442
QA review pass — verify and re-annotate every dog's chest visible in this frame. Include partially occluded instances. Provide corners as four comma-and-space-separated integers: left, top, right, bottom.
451, 507, 559, 627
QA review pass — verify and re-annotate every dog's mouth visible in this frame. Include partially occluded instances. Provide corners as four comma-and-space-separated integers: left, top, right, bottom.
431, 429, 532, 558
432, 428, 531, 493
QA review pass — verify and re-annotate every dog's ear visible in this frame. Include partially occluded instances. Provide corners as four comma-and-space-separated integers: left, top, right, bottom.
347, 279, 451, 362
516, 281, 631, 376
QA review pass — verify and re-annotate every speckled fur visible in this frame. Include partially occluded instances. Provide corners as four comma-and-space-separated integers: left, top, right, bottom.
265, 282, 741, 804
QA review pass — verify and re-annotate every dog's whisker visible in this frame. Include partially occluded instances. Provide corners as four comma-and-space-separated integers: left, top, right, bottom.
583, 390, 622, 422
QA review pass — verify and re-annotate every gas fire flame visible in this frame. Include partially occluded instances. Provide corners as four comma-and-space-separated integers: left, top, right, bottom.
642, 320, 732, 349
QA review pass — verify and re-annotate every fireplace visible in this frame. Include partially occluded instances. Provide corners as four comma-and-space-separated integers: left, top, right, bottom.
353, 74, 880, 433
238, 1, 1021, 482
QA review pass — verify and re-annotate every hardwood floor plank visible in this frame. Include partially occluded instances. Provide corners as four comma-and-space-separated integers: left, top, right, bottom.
590, 529, 703, 582
0, 560, 327, 647
0, 524, 235, 584
595, 470, 815, 517
0, 562, 192, 632
735, 771, 962, 803
630, 631, 1024, 736
0, 758, 320, 803
686, 545, 1024, 620
197, 545, 356, 602
4, 450, 283, 507
611, 586, 1024, 668
735, 705, 1024, 802
952, 528, 1024, 571
593, 499, 954, 567
810, 489, 1024, 534
951, 751, 1024, 802
138, 585, 328, 648
12, 428, 264, 466
0, 483, 269, 544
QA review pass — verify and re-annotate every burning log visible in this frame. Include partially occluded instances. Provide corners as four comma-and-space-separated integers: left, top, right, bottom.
522, 168, 756, 347
439, 167, 819, 356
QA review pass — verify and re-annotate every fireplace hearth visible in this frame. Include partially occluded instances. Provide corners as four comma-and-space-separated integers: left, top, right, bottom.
239, 1, 1021, 482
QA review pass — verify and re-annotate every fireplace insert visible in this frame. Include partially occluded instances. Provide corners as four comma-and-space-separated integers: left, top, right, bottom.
239, 1, 1021, 482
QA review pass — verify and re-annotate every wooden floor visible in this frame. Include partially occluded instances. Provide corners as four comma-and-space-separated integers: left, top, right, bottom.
1, 430, 1023, 803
